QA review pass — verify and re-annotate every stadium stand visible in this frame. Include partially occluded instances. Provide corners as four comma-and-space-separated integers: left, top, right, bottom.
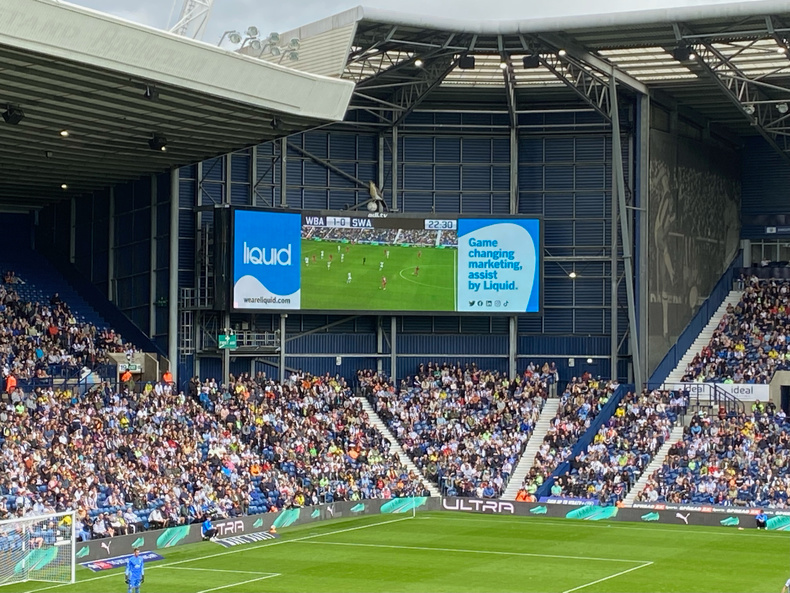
680, 277, 790, 384
518, 377, 617, 497
0, 372, 425, 537
0, 276, 135, 386
553, 389, 679, 505
361, 364, 547, 497
635, 402, 790, 507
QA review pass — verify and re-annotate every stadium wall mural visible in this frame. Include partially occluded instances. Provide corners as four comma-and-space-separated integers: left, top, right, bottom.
647, 130, 741, 375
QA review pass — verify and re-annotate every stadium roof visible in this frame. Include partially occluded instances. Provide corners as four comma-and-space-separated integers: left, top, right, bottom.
257, 1, 790, 143
0, 0, 354, 207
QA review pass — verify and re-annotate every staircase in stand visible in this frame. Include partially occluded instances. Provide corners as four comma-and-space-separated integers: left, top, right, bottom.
356, 396, 441, 497
662, 289, 744, 387
623, 424, 685, 506
501, 398, 561, 500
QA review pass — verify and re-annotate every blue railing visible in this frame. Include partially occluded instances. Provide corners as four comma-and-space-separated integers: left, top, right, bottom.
535, 383, 631, 499
647, 250, 743, 388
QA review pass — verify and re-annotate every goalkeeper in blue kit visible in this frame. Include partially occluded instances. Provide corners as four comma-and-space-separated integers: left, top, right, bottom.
125, 548, 145, 593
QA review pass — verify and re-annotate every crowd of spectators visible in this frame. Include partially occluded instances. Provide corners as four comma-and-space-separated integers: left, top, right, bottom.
362, 363, 547, 498
0, 371, 425, 539
0, 276, 135, 384
681, 277, 790, 384
550, 389, 678, 506
517, 376, 617, 498
636, 401, 790, 507
302, 226, 455, 247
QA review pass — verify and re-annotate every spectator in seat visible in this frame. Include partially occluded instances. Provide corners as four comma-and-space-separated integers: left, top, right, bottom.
147, 506, 166, 530
123, 507, 142, 534
109, 510, 127, 536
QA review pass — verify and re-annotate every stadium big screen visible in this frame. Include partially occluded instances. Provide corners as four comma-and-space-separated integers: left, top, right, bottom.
232, 208, 541, 314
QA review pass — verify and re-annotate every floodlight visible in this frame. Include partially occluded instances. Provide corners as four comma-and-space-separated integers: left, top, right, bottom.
458, 55, 476, 69
249, 39, 262, 51
569, 271, 577, 279
498, 61, 508, 70
289, 38, 300, 50
228, 31, 242, 44
744, 104, 756, 115
269, 32, 280, 44
246, 26, 259, 37
287, 51, 299, 61
672, 45, 692, 61
59, 130, 70, 137
271, 46, 281, 56
61, 184, 68, 190
558, 49, 567, 56
586, 358, 593, 364
143, 85, 159, 101
778, 46, 787, 54
778, 103, 789, 114
414, 58, 424, 67
2, 105, 24, 125
148, 134, 168, 152
522, 54, 540, 69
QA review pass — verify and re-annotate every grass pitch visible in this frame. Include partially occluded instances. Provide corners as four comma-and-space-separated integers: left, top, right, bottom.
300, 241, 456, 311
10, 512, 790, 593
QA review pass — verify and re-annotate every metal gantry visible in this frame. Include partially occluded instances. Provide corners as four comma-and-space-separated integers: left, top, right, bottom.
169, 0, 214, 40
685, 30, 790, 163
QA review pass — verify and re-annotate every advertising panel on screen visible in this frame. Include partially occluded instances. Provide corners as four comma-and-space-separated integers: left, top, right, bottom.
232, 209, 541, 314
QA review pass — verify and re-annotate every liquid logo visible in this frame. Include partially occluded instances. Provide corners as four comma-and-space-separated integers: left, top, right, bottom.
243, 242, 292, 266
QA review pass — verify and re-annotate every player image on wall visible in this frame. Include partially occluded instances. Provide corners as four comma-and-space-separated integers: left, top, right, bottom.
232, 209, 541, 314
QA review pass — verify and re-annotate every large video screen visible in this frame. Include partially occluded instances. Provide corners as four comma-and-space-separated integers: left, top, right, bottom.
232, 209, 541, 314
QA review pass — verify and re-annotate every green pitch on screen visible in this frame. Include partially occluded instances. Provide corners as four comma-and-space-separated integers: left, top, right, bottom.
300, 241, 456, 311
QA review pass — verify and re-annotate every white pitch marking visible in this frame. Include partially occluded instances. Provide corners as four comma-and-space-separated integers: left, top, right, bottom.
196, 573, 281, 593
561, 562, 653, 593
298, 539, 651, 564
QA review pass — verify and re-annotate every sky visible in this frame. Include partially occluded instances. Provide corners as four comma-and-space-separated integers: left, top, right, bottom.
68, 0, 765, 44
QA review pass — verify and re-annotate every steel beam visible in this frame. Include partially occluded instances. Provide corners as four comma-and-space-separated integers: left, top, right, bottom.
168, 170, 180, 384
690, 32, 790, 164
538, 33, 650, 96
610, 71, 642, 388
393, 55, 461, 127
540, 52, 613, 123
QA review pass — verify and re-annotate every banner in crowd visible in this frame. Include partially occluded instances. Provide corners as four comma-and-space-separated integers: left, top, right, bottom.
670, 382, 770, 401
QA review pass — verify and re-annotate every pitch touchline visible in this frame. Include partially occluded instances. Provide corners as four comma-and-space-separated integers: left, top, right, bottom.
23, 516, 412, 593
432, 513, 790, 539
196, 573, 281, 593
562, 563, 653, 593
298, 540, 652, 564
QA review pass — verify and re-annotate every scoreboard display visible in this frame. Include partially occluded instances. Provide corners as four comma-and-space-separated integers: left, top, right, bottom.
232, 209, 541, 314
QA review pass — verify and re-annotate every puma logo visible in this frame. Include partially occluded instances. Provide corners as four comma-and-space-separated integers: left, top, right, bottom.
675, 512, 690, 525
101, 541, 111, 555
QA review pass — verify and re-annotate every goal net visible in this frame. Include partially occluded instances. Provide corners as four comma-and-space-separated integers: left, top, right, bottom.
0, 511, 76, 586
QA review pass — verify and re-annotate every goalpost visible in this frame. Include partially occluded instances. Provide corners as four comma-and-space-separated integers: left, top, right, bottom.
0, 511, 76, 587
